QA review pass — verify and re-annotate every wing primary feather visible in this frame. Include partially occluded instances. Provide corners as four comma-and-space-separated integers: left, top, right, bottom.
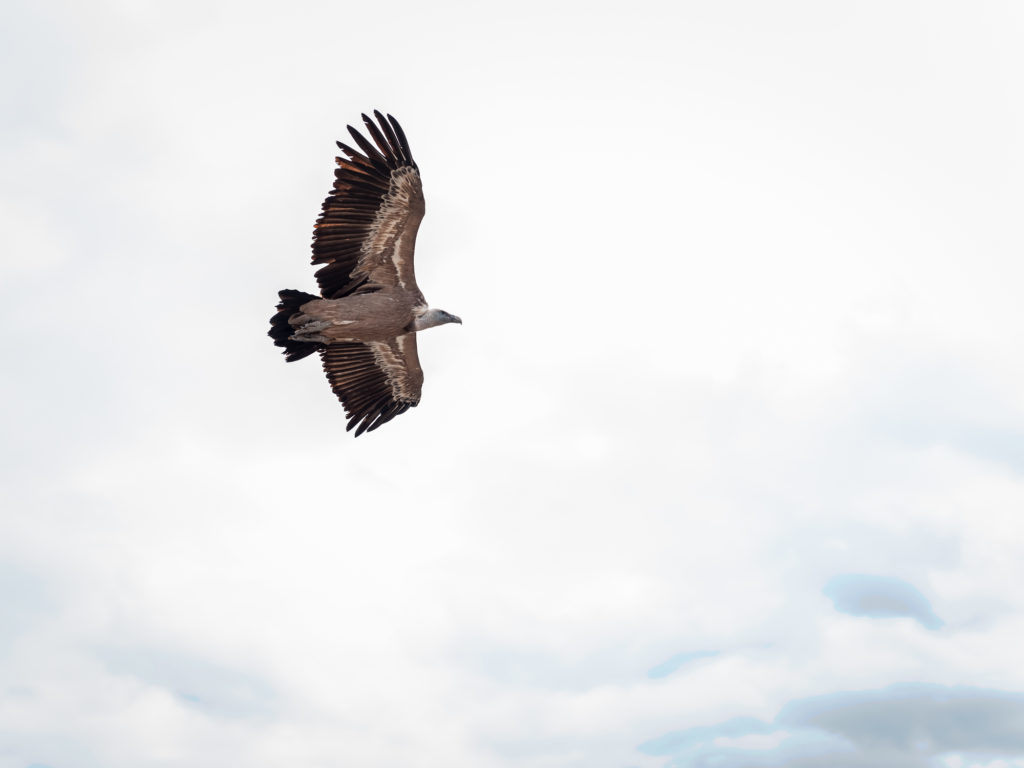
347, 125, 387, 167
346, 390, 388, 413
335, 141, 371, 165
352, 395, 391, 436
374, 110, 404, 164
371, 402, 409, 431
386, 114, 415, 168
361, 113, 395, 165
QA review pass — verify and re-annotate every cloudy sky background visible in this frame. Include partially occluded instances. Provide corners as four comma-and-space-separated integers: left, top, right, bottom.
3, 1, 1024, 766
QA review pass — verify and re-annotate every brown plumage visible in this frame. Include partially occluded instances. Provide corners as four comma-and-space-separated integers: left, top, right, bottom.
269, 111, 461, 436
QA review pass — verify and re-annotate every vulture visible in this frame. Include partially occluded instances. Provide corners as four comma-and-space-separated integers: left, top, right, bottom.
269, 111, 461, 435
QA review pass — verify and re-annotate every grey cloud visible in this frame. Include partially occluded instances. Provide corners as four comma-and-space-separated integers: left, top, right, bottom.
0, 562, 53, 652
781, 683, 1024, 753
647, 650, 719, 679
0, 3, 80, 142
639, 716, 773, 755
859, 354, 1024, 476
97, 647, 277, 719
640, 683, 1024, 767
823, 574, 943, 629
885, 417, 1024, 478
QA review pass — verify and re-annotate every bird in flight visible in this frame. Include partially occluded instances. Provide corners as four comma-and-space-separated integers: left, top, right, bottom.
269, 111, 461, 436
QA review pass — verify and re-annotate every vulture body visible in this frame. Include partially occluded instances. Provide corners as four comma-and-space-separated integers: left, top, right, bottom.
269, 111, 460, 436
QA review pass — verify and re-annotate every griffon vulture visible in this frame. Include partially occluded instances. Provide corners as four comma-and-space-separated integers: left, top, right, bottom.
269, 111, 460, 436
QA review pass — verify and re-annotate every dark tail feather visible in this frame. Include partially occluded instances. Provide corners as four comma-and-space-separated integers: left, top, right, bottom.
269, 289, 322, 362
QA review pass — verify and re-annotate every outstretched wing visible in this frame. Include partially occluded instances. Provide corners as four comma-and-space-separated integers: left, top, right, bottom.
320, 334, 423, 436
313, 111, 425, 300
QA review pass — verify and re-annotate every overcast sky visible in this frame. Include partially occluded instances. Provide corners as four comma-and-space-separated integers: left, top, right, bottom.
3, 1, 1024, 767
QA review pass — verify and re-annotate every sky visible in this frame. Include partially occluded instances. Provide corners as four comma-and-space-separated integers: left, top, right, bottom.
2, 1, 1024, 766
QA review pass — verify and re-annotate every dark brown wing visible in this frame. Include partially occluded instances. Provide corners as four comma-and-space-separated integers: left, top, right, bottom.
320, 334, 423, 436
313, 111, 425, 300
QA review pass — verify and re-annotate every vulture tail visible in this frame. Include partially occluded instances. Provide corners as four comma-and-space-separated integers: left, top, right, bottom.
269, 289, 323, 362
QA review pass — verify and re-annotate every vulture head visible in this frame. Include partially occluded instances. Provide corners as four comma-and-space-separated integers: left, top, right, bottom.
411, 308, 462, 331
